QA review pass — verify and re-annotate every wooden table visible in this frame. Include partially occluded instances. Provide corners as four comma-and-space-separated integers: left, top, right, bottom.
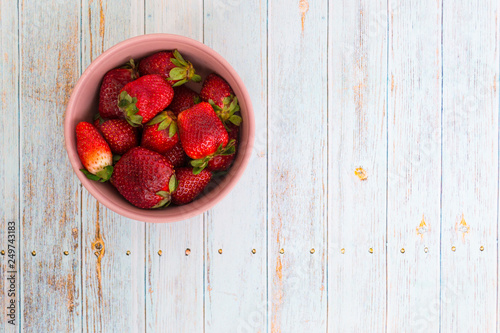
1, 0, 498, 332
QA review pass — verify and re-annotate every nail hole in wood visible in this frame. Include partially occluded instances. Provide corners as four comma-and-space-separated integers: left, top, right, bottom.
252, 249, 256, 254
185, 248, 191, 256
279, 248, 284, 254
340, 248, 345, 254
63, 251, 69, 256
95, 242, 102, 250
424, 247, 429, 253
158, 250, 162, 256
218, 249, 223, 254
480, 246, 484, 251
31, 251, 36, 256
400, 248, 405, 254
0, 250, 4, 255
369, 248, 374, 254
126, 250, 131, 256
451, 246, 456, 252
310, 248, 315, 254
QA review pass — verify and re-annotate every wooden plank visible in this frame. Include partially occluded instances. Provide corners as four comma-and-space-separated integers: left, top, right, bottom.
386, 0, 442, 331
0, 0, 19, 331
268, 0, 327, 331
19, 0, 81, 331
441, 0, 498, 331
81, 1, 145, 331
328, 0, 387, 331
144, 1, 204, 332
203, 0, 267, 332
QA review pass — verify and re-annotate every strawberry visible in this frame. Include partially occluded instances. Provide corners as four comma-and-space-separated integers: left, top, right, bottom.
118, 74, 174, 126
200, 73, 242, 127
76, 122, 113, 182
171, 167, 212, 205
164, 141, 188, 168
141, 111, 179, 154
138, 50, 201, 87
177, 102, 235, 174
207, 123, 239, 171
169, 86, 201, 116
99, 60, 138, 119
93, 117, 139, 155
111, 147, 178, 209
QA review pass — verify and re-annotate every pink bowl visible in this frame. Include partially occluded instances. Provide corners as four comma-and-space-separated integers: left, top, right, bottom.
64, 34, 255, 223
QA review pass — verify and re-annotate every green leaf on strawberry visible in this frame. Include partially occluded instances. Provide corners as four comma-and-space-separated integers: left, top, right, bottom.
167, 49, 202, 86
80, 165, 113, 182
169, 174, 179, 193
148, 111, 177, 137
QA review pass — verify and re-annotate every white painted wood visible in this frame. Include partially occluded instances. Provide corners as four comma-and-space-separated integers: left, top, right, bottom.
81, 2, 146, 331
19, 0, 82, 331
144, 1, 204, 332
328, 0, 387, 331
386, 1, 442, 331
268, 0, 328, 331
0, 0, 19, 331
441, 0, 499, 331
203, 0, 267, 331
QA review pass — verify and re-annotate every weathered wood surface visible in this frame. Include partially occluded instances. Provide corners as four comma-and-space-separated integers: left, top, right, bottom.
268, 0, 328, 331
81, 1, 146, 331
203, 0, 268, 332
328, 0, 387, 330
0, 0, 19, 331
144, 0, 204, 332
19, 0, 82, 331
0, 0, 500, 331
441, 0, 499, 331
387, 0, 442, 331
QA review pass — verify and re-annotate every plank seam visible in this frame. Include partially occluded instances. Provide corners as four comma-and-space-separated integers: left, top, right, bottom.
325, 0, 330, 330
439, 0, 444, 331
17, 0, 22, 330
385, 0, 389, 331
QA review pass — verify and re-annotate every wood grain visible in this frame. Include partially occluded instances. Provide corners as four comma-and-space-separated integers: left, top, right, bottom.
441, 0, 499, 331
328, 0, 387, 331
203, 0, 268, 331
0, 0, 19, 331
80, 1, 146, 331
144, 0, 204, 331
387, 0, 442, 331
19, 0, 81, 331
268, 0, 328, 331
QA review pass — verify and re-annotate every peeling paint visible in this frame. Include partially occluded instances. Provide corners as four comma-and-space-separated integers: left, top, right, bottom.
354, 167, 367, 181
299, 0, 309, 33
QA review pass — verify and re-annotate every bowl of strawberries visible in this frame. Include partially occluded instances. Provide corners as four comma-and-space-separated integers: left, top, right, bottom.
64, 34, 254, 223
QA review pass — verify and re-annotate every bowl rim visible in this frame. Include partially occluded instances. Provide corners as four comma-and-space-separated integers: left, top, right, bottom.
64, 33, 255, 223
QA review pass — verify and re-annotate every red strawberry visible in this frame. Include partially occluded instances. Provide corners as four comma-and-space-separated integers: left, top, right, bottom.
164, 141, 188, 168
111, 147, 178, 209
207, 123, 239, 171
138, 50, 201, 87
200, 73, 242, 127
169, 86, 201, 116
76, 122, 113, 182
118, 74, 174, 126
141, 111, 179, 154
171, 167, 212, 205
177, 102, 235, 174
99, 60, 138, 119
93, 117, 139, 155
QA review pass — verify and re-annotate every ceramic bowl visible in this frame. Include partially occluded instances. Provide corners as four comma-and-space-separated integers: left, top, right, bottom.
64, 34, 255, 223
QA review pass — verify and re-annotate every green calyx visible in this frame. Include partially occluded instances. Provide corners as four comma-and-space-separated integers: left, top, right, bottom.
80, 165, 113, 182
120, 58, 139, 79
147, 111, 178, 138
152, 190, 171, 209
168, 49, 202, 87
93, 113, 105, 125
190, 139, 236, 175
208, 95, 242, 128
152, 175, 178, 209
118, 91, 143, 127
